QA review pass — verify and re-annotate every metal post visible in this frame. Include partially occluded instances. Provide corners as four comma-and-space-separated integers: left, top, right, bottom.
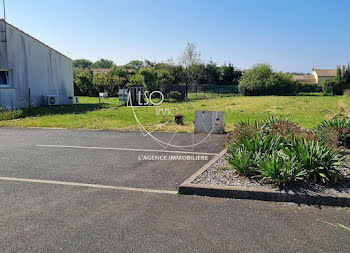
2, 0, 8, 68
28, 88, 31, 105
2, 0, 5, 20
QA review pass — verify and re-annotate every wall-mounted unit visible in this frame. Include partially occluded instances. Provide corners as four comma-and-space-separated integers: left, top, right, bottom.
44, 95, 59, 106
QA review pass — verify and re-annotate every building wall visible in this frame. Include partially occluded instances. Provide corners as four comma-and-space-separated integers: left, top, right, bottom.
317, 76, 335, 85
312, 70, 335, 85
0, 20, 73, 109
312, 71, 319, 84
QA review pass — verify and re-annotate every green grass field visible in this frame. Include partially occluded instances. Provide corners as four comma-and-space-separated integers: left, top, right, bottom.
0, 95, 349, 133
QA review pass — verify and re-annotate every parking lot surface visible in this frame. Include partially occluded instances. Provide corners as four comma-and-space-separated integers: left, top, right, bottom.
0, 128, 349, 252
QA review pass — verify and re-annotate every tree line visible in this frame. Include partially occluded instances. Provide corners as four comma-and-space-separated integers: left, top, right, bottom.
73, 42, 350, 97
322, 64, 350, 95
73, 43, 243, 97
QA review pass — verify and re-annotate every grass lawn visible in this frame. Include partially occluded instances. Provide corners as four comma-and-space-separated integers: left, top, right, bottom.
0, 95, 348, 133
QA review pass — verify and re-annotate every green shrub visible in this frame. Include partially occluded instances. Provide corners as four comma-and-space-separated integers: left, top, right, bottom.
238, 64, 272, 95
282, 139, 343, 184
167, 91, 183, 101
238, 64, 299, 96
257, 151, 305, 185
225, 147, 257, 175
225, 117, 344, 185
322, 77, 346, 95
265, 73, 298, 95
0, 103, 35, 121
0, 109, 24, 121
297, 83, 322, 93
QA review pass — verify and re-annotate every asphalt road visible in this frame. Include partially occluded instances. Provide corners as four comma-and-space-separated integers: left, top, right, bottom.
0, 128, 349, 252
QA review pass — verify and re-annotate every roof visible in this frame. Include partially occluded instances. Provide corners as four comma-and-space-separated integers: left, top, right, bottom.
91, 68, 111, 73
91, 68, 136, 73
0, 19, 71, 61
292, 74, 317, 84
313, 69, 337, 77
123, 69, 135, 73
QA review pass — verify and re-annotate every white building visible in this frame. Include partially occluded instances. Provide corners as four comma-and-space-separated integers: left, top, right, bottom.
292, 68, 337, 85
0, 19, 73, 109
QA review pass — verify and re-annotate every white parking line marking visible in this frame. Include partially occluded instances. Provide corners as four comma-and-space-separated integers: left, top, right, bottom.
36, 144, 219, 156
0, 177, 178, 195
316, 219, 350, 232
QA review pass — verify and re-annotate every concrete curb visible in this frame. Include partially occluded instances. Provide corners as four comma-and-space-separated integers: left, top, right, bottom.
178, 150, 350, 207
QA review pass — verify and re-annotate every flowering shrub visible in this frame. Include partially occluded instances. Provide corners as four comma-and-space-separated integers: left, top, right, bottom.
225, 117, 344, 185
227, 116, 316, 145
316, 116, 350, 148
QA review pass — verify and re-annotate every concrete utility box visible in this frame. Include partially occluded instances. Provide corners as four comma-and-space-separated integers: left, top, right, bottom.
118, 88, 128, 103
195, 111, 225, 134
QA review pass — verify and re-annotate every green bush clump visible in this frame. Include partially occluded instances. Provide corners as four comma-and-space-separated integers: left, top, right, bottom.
238, 64, 298, 96
0, 109, 25, 120
297, 83, 322, 93
322, 77, 346, 95
167, 91, 183, 101
257, 151, 305, 185
225, 117, 344, 185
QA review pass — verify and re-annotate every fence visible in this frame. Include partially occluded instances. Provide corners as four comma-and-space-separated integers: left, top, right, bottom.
188, 84, 239, 98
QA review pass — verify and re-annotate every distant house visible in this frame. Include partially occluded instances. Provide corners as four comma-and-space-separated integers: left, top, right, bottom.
0, 19, 73, 109
292, 68, 337, 85
123, 69, 135, 74
91, 68, 135, 75
312, 69, 337, 84
91, 68, 111, 74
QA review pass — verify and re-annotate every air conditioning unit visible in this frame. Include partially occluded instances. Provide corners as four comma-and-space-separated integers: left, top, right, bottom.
44, 95, 59, 106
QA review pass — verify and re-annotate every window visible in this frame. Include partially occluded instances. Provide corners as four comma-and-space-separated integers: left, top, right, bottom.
0, 70, 11, 88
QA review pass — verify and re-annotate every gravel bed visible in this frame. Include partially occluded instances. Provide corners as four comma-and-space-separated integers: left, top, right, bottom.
192, 154, 350, 195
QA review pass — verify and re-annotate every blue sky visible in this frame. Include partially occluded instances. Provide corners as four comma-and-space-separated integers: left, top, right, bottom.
4, 0, 350, 72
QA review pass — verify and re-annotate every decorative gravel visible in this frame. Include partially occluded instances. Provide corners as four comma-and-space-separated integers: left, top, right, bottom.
192, 154, 350, 195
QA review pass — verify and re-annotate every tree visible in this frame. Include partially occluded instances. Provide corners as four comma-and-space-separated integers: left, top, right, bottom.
156, 69, 175, 92
73, 59, 93, 69
180, 42, 202, 68
139, 68, 159, 91
124, 60, 144, 70
139, 68, 174, 92
337, 66, 342, 78
238, 64, 273, 95
265, 72, 297, 95
187, 64, 207, 86
144, 59, 156, 68
93, 73, 124, 96
168, 65, 185, 85
205, 61, 221, 86
73, 68, 96, 96
329, 64, 350, 94
110, 65, 131, 79
221, 63, 243, 86
179, 42, 203, 98
343, 68, 350, 85
92, 59, 115, 69
322, 77, 346, 95
127, 74, 144, 87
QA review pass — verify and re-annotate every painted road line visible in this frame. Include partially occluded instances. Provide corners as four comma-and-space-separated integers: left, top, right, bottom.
0, 177, 178, 195
36, 144, 219, 156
